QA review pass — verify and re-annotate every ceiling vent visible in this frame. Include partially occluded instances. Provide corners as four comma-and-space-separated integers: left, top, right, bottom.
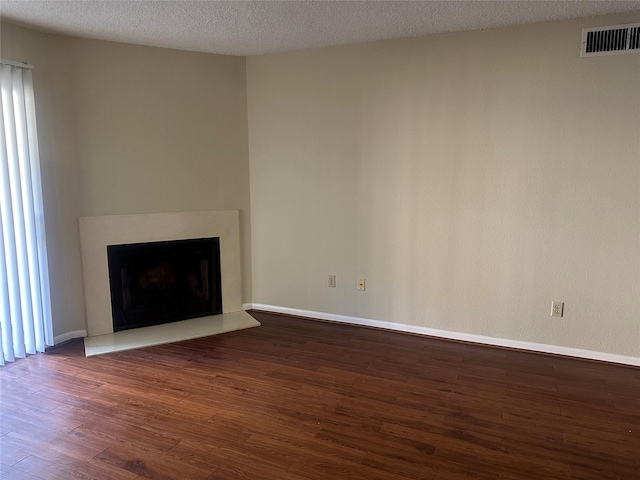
581, 23, 640, 57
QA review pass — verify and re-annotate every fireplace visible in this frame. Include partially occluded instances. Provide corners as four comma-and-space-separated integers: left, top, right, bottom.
79, 210, 243, 337
107, 238, 222, 332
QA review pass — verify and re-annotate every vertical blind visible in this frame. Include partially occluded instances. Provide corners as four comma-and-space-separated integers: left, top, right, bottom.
0, 61, 53, 365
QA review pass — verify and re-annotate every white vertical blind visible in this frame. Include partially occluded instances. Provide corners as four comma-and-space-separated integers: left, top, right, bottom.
0, 61, 53, 365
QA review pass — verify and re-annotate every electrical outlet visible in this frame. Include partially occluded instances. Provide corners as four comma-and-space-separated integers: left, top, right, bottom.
328, 275, 336, 288
551, 301, 564, 317
357, 278, 366, 291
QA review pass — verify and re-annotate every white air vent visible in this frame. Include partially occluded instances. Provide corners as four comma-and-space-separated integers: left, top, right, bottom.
581, 23, 640, 57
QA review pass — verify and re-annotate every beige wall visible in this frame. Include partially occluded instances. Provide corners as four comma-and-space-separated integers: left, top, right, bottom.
1, 23, 252, 338
2, 12, 639, 357
1, 22, 85, 338
70, 36, 252, 306
247, 12, 640, 357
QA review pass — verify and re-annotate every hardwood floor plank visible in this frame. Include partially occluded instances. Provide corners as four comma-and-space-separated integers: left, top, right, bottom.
96, 444, 215, 480
173, 441, 305, 480
0, 465, 44, 480
433, 443, 572, 480
244, 432, 366, 468
13, 453, 138, 480
1, 429, 106, 465
1, 310, 638, 480
71, 417, 181, 452
499, 436, 640, 478
379, 421, 503, 452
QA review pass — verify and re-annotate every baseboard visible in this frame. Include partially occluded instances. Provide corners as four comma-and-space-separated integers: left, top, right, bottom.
246, 303, 640, 367
53, 329, 87, 345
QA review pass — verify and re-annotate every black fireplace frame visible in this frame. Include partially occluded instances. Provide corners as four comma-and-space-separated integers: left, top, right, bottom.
107, 237, 222, 332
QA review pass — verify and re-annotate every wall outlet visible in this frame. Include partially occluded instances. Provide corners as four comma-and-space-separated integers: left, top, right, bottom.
328, 275, 336, 288
357, 278, 366, 291
551, 301, 564, 317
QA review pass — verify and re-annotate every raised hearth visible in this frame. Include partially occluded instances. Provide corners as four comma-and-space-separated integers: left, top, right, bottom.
83, 310, 259, 357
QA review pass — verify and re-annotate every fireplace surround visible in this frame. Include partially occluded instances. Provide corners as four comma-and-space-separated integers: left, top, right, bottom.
79, 210, 242, 337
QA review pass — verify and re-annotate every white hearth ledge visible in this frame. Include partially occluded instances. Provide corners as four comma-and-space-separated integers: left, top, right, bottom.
84, 311, 260, 357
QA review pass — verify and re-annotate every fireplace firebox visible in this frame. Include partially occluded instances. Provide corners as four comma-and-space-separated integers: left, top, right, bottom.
107, 237, 222, 332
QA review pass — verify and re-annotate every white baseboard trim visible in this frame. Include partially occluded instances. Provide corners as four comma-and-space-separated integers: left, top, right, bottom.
53, 330, 87, 345
246, 303, 640, 367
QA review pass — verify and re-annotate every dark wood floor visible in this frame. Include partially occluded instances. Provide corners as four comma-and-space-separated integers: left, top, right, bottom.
1, 311, 638, 480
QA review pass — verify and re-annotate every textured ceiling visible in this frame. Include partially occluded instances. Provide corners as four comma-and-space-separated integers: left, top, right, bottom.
2, 1, 640, 56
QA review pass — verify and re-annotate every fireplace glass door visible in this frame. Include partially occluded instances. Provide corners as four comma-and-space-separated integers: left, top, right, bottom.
107, 238, 222, 332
